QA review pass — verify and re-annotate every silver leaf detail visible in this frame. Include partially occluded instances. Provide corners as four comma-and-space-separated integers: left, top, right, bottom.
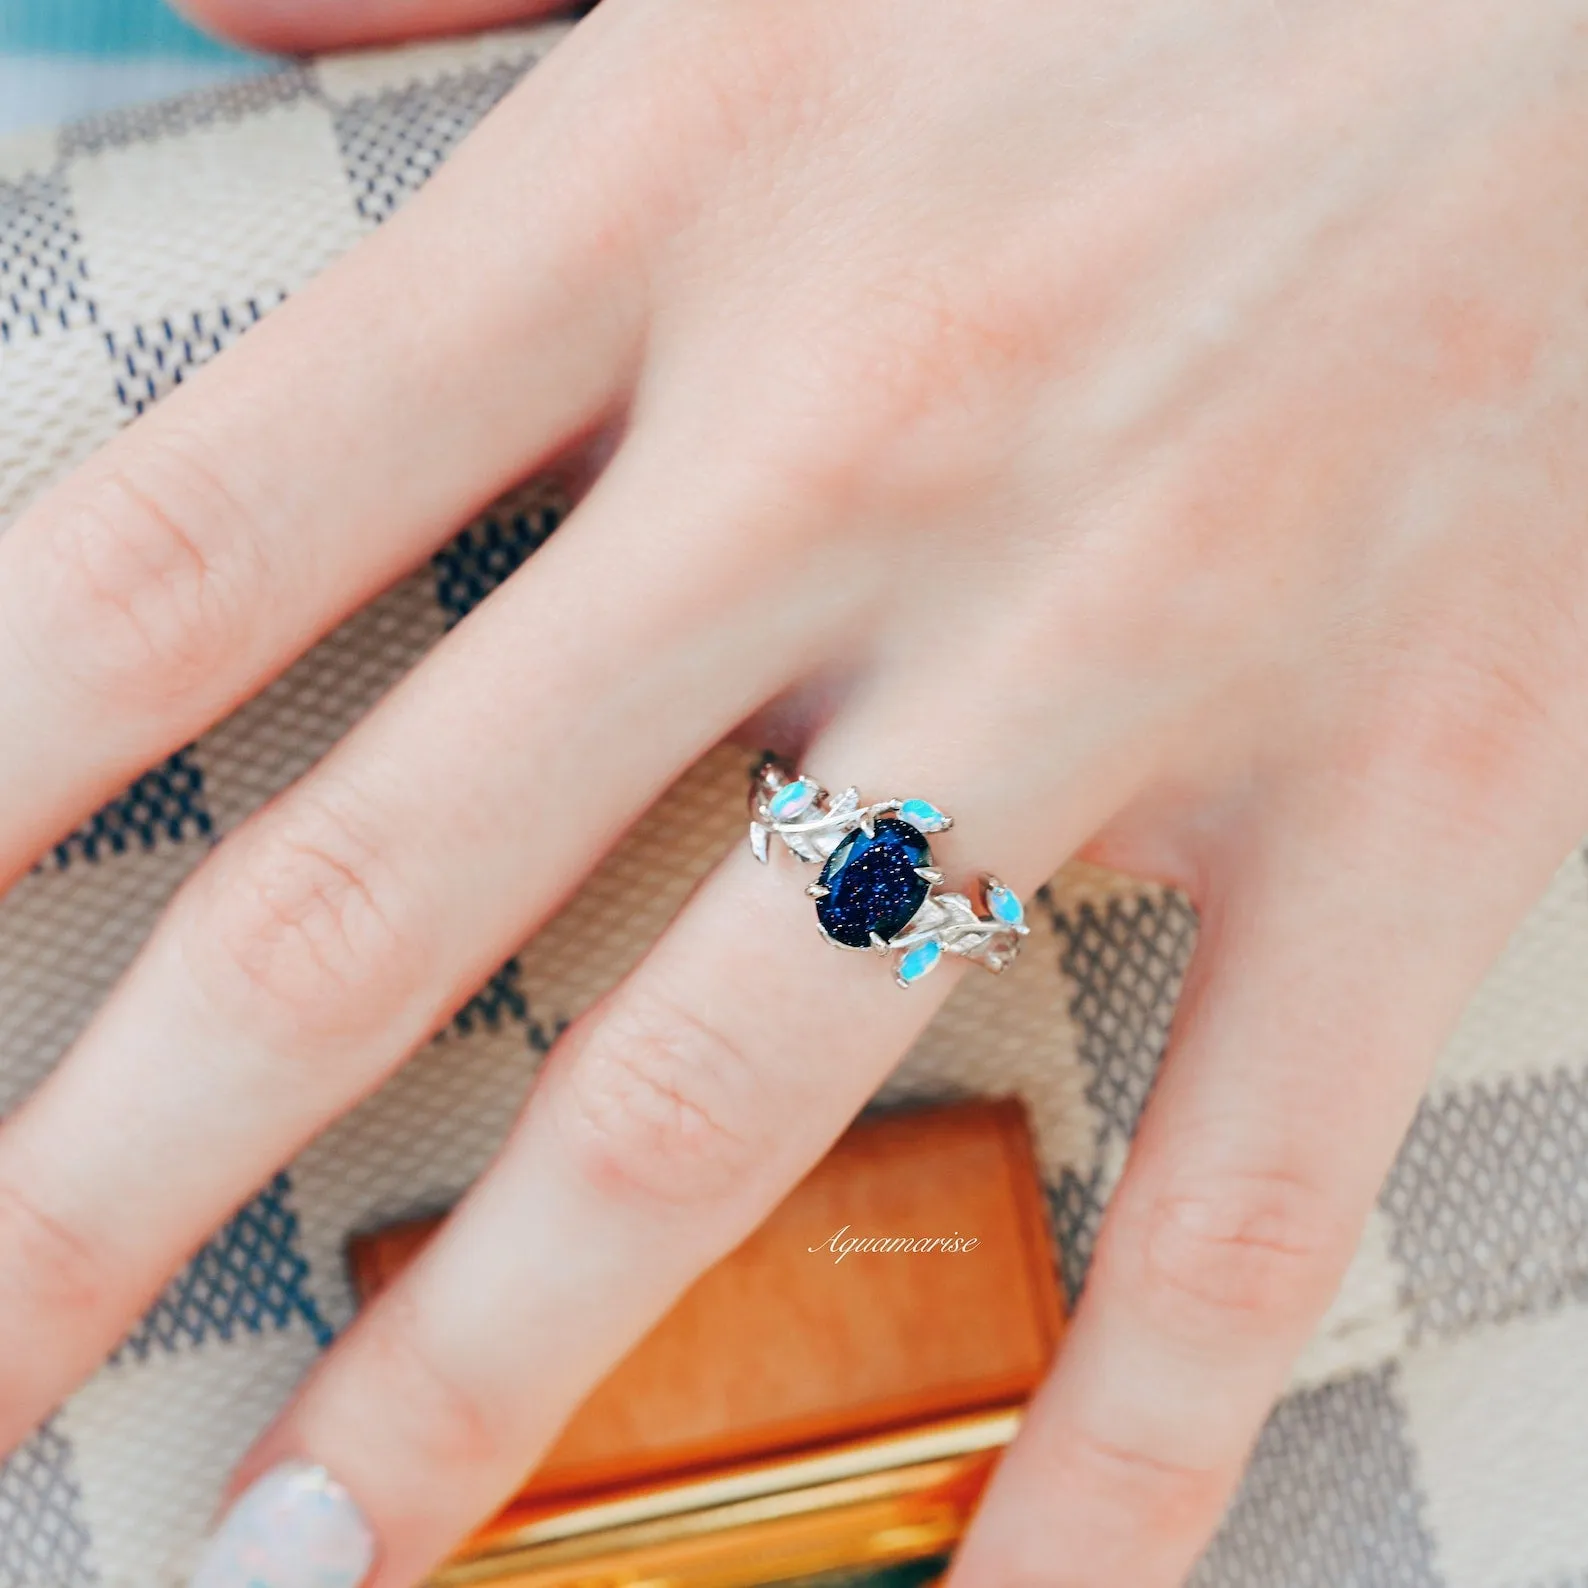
828, 787, 861, 819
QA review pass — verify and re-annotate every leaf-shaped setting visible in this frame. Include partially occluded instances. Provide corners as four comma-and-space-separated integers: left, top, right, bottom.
827, 786, 861, 819
749, 821, 771, 864
788, 832, 824, 864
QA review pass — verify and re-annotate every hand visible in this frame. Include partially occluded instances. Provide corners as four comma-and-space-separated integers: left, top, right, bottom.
5, 0, 1588, 1583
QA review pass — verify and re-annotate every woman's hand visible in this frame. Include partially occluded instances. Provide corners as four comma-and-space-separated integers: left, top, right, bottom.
5, 1, 1588, 1583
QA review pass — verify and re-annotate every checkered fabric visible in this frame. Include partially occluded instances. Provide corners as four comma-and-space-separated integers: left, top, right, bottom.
2, 20, 1587, 1588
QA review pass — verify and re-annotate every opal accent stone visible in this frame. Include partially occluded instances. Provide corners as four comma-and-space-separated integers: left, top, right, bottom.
897, 940, 943, 985
898, 798, 950, 833
987, 884, 1025, 926
815, 818, 933, 948
768, 779, 818, 821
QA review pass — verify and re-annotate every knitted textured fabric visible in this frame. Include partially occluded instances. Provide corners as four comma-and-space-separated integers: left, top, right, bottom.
2, 21, 1588, 1588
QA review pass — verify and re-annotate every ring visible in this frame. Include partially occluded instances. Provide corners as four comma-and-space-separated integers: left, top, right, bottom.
748, 755, 1028, 988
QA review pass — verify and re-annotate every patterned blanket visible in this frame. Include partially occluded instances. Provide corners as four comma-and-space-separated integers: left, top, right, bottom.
2, 20, 1587, 1588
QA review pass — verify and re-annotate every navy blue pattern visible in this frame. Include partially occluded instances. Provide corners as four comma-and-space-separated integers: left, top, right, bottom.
49, 749, 212, 869
0, 170, 95, 343
331, 61, 528, 225
117, 1173, 331, 1360
1050, 886, 1197, 1141
0, 1420, 97, 1588
451, 958, 568, 1053
1193, 1366, 1441, 1588
59, 68, 309, 159
1039, 885, 1197, 1299
106, 293, 286, 418
432, 493, 564, 627
1382, 1065, 1588, 1341
452, 957, 529, 1036
526, 1006, 569, 1056
1046, 1166, 1109, 1310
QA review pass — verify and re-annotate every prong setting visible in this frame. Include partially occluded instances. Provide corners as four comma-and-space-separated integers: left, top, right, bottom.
750, 754, 1026, 988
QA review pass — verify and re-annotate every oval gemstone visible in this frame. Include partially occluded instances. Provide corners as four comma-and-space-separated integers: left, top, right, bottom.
816, 818, 933, 948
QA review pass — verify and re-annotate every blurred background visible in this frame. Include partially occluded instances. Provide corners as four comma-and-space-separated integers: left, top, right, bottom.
0, 0, 273, 134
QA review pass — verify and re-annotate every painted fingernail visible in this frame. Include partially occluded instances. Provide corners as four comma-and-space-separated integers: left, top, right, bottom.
189, 1460, 376, 1588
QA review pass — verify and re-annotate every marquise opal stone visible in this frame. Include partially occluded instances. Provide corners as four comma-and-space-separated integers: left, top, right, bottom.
769, 778, 818, 821
898, 798, 951, 834
897, 939, 943, 985
816, 818, 932, 948
987, 883, 1025, 926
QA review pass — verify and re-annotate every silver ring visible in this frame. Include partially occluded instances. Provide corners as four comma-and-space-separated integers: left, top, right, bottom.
748, 755, 1028, 988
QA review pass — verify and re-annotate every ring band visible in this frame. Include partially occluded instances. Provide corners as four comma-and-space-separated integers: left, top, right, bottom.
748, 755, 1028, 987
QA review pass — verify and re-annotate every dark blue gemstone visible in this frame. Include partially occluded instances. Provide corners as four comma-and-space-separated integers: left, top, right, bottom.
816, 818, 932, 948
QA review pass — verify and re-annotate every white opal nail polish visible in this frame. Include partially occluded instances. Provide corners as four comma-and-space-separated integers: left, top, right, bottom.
189, 1461, 376, 1588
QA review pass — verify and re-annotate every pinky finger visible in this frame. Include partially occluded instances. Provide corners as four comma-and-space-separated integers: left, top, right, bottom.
951, 799, 1577, 1587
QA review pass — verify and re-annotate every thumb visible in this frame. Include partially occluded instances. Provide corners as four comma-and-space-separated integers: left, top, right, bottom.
174, 0, 572, 54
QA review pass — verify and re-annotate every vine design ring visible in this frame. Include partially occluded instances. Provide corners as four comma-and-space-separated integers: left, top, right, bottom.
747, 755, 1028, 988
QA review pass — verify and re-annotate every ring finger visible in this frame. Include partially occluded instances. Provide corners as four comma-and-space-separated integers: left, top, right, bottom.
196, 685, 1153, 1587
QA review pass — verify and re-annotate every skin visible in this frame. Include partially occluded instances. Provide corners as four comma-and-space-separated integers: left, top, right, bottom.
3, 0, 1587, 1581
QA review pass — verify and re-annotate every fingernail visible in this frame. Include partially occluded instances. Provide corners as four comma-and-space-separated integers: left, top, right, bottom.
189, 1460, 377, 1588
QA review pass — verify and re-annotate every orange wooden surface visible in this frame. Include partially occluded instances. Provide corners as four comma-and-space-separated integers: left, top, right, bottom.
349, 1098, 1064, 1506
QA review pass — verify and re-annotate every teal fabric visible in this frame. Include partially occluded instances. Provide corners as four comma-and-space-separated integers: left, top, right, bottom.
0, 0, 246, 60
0, 0, 266, 142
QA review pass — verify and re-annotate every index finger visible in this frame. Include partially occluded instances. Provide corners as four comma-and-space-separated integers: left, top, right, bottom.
0, 16, 642, 885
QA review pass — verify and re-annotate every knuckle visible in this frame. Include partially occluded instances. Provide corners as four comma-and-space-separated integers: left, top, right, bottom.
356, 1296, 507, 1472
1086, 487, 1280, 683
1348, 631, 1574, 840
0, 1177, 106, 1321
24, 435, 258, 707
553, 990, 762, 1207
1057, 1424, 1229, 1544
748, 272, 1045, 521
638, 1, 837, 166
1124, 1167, 1348, 1341
180, 790, 423, 1050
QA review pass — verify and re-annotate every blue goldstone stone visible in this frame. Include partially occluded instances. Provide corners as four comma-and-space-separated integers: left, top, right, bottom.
816, 818, 932, 948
